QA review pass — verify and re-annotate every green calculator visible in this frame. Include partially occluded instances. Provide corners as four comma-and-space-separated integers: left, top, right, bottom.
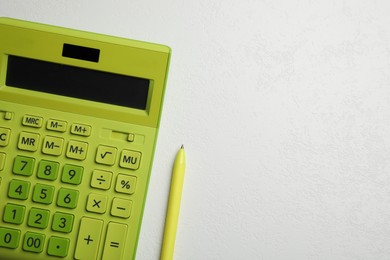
0, 18, 170, 259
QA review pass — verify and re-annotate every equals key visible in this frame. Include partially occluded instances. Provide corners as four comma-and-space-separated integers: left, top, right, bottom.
102, 222, 128, 260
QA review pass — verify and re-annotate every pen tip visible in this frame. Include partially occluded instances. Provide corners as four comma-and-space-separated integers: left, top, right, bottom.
181, 144, 184, 149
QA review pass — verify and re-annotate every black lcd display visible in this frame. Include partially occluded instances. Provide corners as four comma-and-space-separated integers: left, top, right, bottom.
6, 55, 150, 110
62, 43, 100, 62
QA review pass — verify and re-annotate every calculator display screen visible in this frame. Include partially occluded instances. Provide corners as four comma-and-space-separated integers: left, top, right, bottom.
5, 55, 150, 110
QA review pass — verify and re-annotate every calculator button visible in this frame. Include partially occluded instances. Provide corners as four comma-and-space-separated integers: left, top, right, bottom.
127, 133, 135, 142
27, 208, 50, 229
47, 236, 70, 257
115, 174, 136, 195
74, 217, 103, 260
13, 156, 35, 176
47, 119, 67, 132
119, 149, 141, 170
4, 111, 13, 120
22, 232, 45, 253
0, 127, 11, 147
8, 179, 31, 200
71, 123, 91, 137
102, 222, 128, 260
61, 164, 84, 185
3, 203, 26, 224
86, 193, 108, 214
0, 153, 6, 171
32, 184, 55, 205
66, 140, 88, 160
37, 160, 60, 181
18, 132, 40, 152
52, 212, 74, 233
57, 188, 79, 209
42, 136, 64, 156
22, 115, 43, 128
0, 227, 21, 249
111, 198, 132, 219
95, 145, 117, 166
91, 169, 113, 190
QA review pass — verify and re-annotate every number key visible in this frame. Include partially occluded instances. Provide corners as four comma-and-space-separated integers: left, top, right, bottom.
13, 156, 35, 176
57, 188, 79, 209
0, 227, 21, 249
61, 164, 83, 185
27, 208, 50, 229
32, 184, 55, 205
37, 160, 59, 181
3, 204, 26, 224
8, 179, 30, 200
23, 232, 45, 253
52, 212, 74, 233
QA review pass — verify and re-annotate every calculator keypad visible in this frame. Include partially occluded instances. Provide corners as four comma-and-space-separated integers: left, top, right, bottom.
0, 112, 143, 259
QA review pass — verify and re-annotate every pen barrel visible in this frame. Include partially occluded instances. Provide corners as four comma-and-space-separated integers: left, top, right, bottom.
160, 149, 186, 260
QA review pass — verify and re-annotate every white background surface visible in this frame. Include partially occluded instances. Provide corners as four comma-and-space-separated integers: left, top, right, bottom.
2, 1, 390, 259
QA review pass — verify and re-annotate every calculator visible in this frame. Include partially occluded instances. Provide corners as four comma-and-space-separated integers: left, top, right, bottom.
0, 18, 170, 259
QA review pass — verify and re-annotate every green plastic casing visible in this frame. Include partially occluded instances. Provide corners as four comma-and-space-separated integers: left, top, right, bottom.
0, 18, 170, 259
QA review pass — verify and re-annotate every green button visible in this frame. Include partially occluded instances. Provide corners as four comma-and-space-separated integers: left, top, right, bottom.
0, 227, 21, 248
37, 160, 59, 181
3, 204, 26, 224
32, 184, 55, 205
57, 188, 79, 209
13, 156, 35, 176
61, 164, 83, 185
27, 208, 50, 229
8, 179, 31, 200
23, 232, 45, 253
47, 236, 70, 257
52, 212, 74, 233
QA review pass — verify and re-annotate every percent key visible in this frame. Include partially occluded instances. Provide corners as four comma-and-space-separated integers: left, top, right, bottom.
116, 174, 137, 194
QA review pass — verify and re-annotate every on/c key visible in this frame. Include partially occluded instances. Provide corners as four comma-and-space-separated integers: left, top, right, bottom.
102, 222, 128, 260
74, 217, 103, 260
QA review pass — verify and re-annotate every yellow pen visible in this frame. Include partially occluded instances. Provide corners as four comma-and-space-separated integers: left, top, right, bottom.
160, 145, 187, 260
